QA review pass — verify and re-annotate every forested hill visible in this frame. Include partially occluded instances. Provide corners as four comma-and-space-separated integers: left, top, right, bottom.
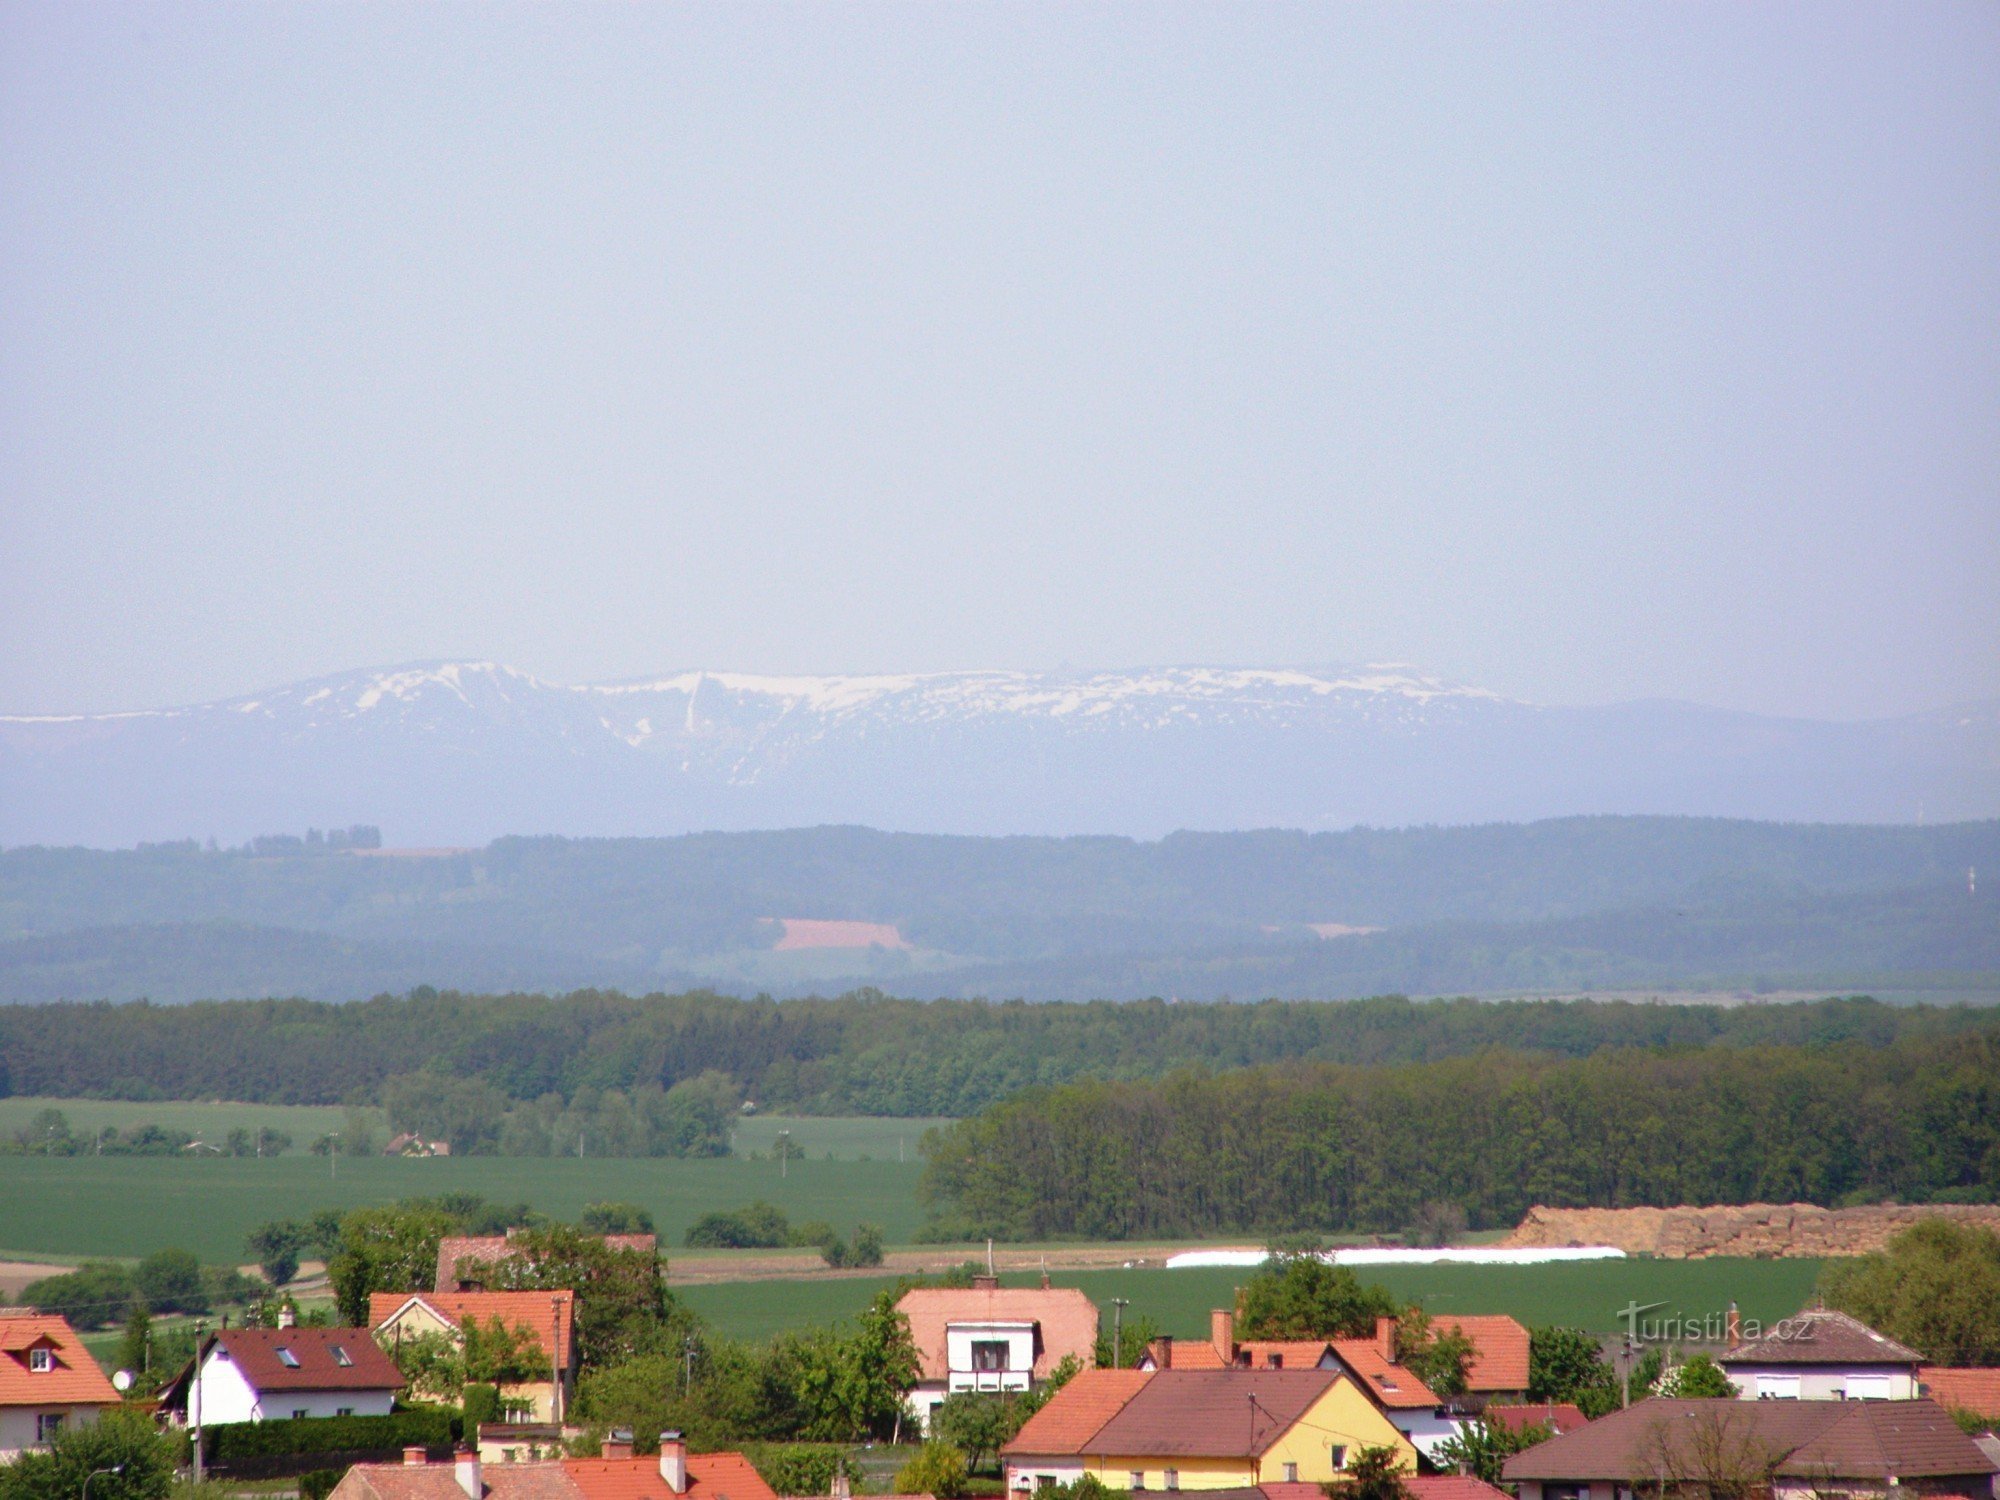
1, 990, 1994, 1116
1, 818, 1995, 1002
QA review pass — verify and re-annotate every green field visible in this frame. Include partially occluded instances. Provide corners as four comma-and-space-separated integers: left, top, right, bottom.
0, 1096, 373, 1150
679, 1259, 1828, 1344
0, 1154, 928, 1265
732, 1115, 955, 1161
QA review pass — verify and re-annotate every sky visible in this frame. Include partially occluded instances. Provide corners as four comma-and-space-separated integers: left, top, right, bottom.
1, 3, 1995, 721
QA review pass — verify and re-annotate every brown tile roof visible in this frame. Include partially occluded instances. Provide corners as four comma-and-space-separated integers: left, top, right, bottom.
1484, 1403, 1590, 1438
210, 1327, 405, 1394
1086, 1368, 1342, 1458
372, 1291, 577, 1370
1430, 1316, 1531, 1392
1404, 1479, 1514, 1500
895, 1286, 1099, 1383
1329, 1340, 1444, 1410
0, 1315, 121, 1408
1922, 1368, 2000, 1421
1502, 1398, 1997, 1484
436, 1235, 657, 1292
1003, 1370, 1154, 1456
1721, 1309, 1922, 1368
563, 1453, 777, 1500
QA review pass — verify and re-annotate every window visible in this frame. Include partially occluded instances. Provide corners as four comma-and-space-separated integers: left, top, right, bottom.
1131, 1474, 1146, 1490
1266, 1353, 1283, 1369
28, 1348, 53, 1373
276, 1347, 301, 1368
1284, 1466, 1299, 1484
293, 1409, 308, 1420
337, 1408, 355, 1418
36, 1414, 65, 1443
1165, 1472, 1179, 1491
972, 1340, 1010, 1372
1330, 1448, 1347, 1471
332, 1346, 354, 1367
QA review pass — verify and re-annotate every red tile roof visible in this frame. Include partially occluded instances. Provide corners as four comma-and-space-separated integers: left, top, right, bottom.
1922, 1368, 2000, 1421
1144, 1337, 1228, 1371
1003, 1369, 1154, 1456
334, 1461, 581, 1500
1430, 1316, 1531, 1393
1484, 1403, 1590, 1437
436, 1235, 656, 1293
1503, 1398, 1998, 1484
895, 1286, 1099, 1383
0, 1315, 120, 1408
1404, 1478, 1512, 1500
209, 1327, 405, 1394
563, 1454, 776, 1500
1329, 1340, 1443, 1411
1087, 1369, 1342, 1458
372, 1291, 576, 1370
1236, 1341, 1338, 1372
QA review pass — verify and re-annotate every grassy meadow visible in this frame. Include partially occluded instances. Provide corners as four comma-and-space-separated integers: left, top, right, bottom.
0, 1095, 373, 1148
680, 1259, 1828, 1344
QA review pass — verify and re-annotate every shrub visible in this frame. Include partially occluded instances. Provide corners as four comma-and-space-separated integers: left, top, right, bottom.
204, 1410, 455, 1464
895, 1442, 969, 1500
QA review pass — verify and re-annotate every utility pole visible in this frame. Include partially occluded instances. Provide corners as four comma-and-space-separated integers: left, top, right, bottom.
779, 1129, 790, 1179
683, 1335, 697, 1394
191, 1321, 207, 1484
1111, 1299, 1130, 1370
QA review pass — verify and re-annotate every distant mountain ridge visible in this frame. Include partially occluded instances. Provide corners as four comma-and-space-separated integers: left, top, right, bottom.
3, 660, 1995, 845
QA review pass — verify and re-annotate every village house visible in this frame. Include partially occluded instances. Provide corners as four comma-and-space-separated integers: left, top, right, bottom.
160, 1325, 404, 1426
896, 1277, 1099, 1433
434, 1235, 656, 1293
1501, 1396, 1996, 1500
1427, 1317, 1532, 1402
1719, 1308, 1923, 1402
370, 1290, 576, 1424
330, 1432, 777, 1500
0, 1314, 121, 1462
1001, 1365, 1416, 1493
1919, 1368, 2000, 1427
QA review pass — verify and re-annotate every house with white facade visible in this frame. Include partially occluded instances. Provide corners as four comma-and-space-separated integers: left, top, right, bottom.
161, 1325, 405, 1427
0, 1315, 121, 1462
1719, 1308, 1923, 1402
896, 1277, 1099, 1432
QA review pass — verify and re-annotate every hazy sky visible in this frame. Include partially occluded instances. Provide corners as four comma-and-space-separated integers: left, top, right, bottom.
2, 3, 1995, 720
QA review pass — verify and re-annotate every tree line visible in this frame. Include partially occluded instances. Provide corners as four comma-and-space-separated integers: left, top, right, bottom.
917, 1024, 2000, 1238
3, 989, 1989, 1122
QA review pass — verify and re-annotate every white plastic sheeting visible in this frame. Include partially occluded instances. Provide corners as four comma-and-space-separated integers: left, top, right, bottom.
1163, 1245, 1627, 1268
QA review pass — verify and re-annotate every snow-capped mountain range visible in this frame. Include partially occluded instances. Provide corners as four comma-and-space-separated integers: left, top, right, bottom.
3, 661, 1994, 846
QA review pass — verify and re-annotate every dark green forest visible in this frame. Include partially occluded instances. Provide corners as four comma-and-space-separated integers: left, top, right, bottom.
1, 988, 1994, 1118
1, 818, 1995, 1001
916, 1023, 2000, 1238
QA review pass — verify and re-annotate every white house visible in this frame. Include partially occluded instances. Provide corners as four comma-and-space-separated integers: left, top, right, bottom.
162, 1326, 405, 1426
0, 1315, 121, 1462
1719, 1308, 1923, 1402
895, 1278, 1100, 1433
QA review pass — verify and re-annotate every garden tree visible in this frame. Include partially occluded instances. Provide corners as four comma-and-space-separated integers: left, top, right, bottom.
388, 1317, 543, 1402
1654, 1354, 1737, 1399
578, 1339, 799, 1451
116, 1301, 151, 1387
328, 1201, 463, 1324
1321, 1446, 1411, 1500
384, 1330, 468, 1404
484, 1224, 692, 1369
1034, 1479, 1112, 1500
742, 1449, 862, 1496
821, 1225, 886, 1270
1818, 1218, 2000, 1364
580, 1202, 656, 1236
0, 1407, 176, 1500
1095, 1313, 1161, 1371
894, 1442, 969, 1500
1634, 1403, 1785, 1500
1237, 1250, 1399, 1340
22, 1262, 136, 1329
932, 1392, 1015, 1473
135, 1248, 207, 1316
246, 1221, 306, 1286
1528, 1327, 1621, 1419
771, 1288, 919, 1442
1396, 1309, 1475, 1399
1433, 1417, 1551, 1484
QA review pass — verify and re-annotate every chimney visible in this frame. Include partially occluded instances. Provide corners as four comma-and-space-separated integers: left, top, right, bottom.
1211, 1309, 1235, 1362
404, 1447, 429, 1467
453, 1443, 482, 1500
659, 1432, 687, 1495
1376, 1316, 1398, 1363
602, 1430, 634, 1461
1726, 1301, 1741, 1348
972, 1274, 1000, 1292
277, 1305, 296, 1329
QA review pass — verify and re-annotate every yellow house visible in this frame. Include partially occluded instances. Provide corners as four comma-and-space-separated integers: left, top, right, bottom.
1002, 1368, 1415, 1494
369, 1291, 576, 1425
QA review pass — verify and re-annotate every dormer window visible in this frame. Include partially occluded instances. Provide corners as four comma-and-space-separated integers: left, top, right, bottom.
277, 1348, 301, 1368
1266, 1353, 1283, 1369
332, 1346, 353, 1367
29, 1348, 54, 1373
